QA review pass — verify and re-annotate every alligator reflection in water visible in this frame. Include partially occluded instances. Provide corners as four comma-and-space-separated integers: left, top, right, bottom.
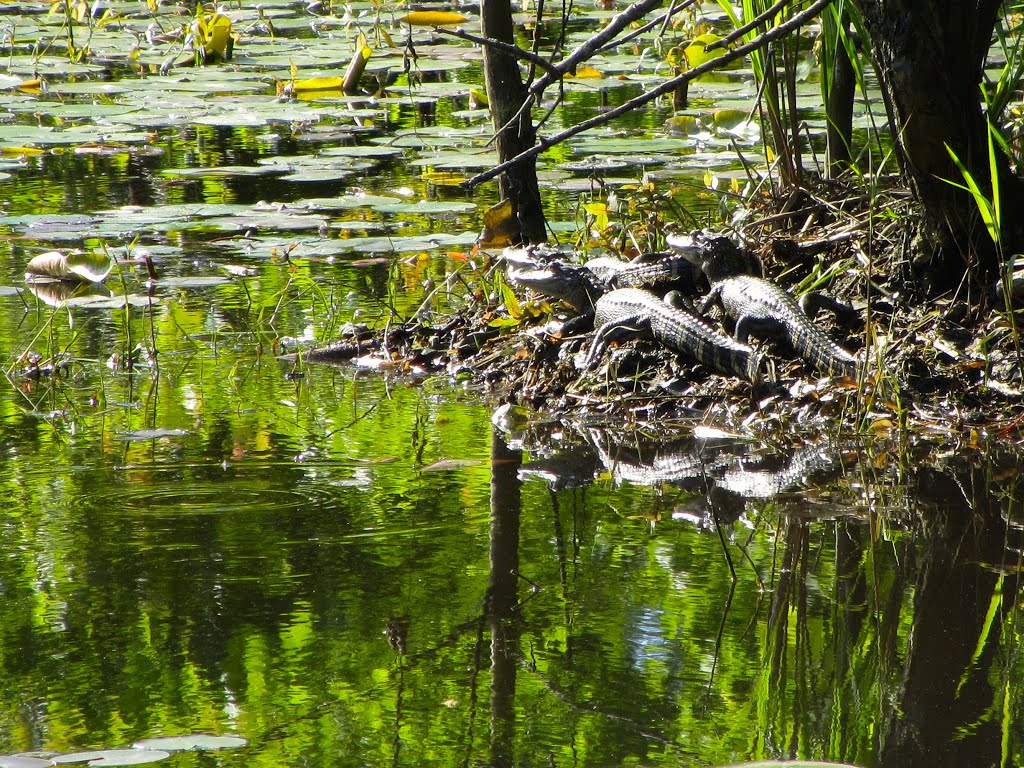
516, 424, 847, 522
496, 424, 1023, 767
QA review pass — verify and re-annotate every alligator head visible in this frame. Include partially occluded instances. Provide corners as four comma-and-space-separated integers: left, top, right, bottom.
502, 248, 604, 313
666, 233, 760, 282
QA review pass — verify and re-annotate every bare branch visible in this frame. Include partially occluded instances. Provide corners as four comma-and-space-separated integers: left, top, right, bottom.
465, 0, 834, 190
705, 0, 794, 51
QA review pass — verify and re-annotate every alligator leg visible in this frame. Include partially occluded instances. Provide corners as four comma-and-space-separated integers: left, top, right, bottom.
697, 284, 722, 315
583, 315, 652, 368
561, 312, 596, 336
798, 292, 858, 325
663, 290, 697, 313
733, 315, 788, 346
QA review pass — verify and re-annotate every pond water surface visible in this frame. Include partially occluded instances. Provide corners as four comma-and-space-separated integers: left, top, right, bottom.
1, 3, 1023, 768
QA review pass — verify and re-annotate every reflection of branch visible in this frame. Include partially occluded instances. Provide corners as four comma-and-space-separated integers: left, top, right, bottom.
466, 0, 833, 189
524, 666, 696, 756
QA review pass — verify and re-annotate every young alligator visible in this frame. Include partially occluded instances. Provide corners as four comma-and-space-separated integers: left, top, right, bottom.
503, 246, 762, 381
585, 252, 697, 292
669, 234, 860, 378
502, 245, 696, 310
503, 251, 605, 322
586, 288, 762, 381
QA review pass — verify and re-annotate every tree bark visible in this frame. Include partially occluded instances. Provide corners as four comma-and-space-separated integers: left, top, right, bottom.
480, 0, 547, 243
854, 0, 1024, 287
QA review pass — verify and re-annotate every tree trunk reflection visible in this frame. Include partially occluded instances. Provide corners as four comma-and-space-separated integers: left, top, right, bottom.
488, 430, 522, 768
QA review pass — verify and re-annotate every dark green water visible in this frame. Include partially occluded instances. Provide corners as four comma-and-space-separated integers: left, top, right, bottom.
1, 3, 1023, 768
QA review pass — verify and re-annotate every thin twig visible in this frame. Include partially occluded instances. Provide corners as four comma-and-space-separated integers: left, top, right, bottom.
465, 0, 834, 189
434, 26, 558, 75
529, 0, 665, 97
593, 0, 698, 56
483, 0, 664, 148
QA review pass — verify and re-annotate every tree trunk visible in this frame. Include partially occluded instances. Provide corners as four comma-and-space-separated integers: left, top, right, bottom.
855, 0, 1024, 288
480, 0, 547, 243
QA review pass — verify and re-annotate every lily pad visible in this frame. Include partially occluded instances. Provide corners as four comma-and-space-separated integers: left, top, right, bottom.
320, 145, 404, 159
113, 429, 189, 441
562, 156, 630, 173
131, 735, 247, 752
160, 276, 233, 288
162, 165, 290, 179
278, 168, 359, 183
372, 200, 477, 214
300, 194, 405, 210
70, 294, 161, 309
0, 757, 52, 768
25, 250, 115, 283
52, 750, 170, 767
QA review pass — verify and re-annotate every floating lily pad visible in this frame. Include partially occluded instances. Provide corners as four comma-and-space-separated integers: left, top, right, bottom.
52, 750, 170, 767
113, 429, 189, 441
204, 212, 330, 231
572, 136, 693, 155
70, 294, 161, 309
372, 200, 477, 214
92, 204, 249, 226
278, 168, 359, 183
160, 276, 233, 288
162, 165, 290, 179
44, 82, 130, 96
0, 756, 52, 768
319, 145, 405, 159
419, 458, 483, 472
25, 250, 114, 283
562, 156, 629, 173
140, 77, 267, 94
131, 735, 247, 752
300, 194, 405, 210
409, 150, 499, 169
192, 112, 272, 128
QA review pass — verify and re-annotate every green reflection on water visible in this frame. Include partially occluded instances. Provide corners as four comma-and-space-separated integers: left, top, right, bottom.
0, 3, 1021, 767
